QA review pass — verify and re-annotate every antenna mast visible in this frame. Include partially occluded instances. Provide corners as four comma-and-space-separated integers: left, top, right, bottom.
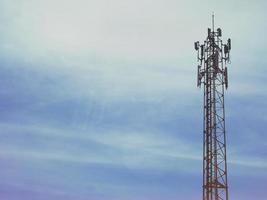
212, 13, 214, 32
194, 16, 232, 200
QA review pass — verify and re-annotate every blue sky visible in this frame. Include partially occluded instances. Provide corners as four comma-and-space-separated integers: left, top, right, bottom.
0, 0, 266, 199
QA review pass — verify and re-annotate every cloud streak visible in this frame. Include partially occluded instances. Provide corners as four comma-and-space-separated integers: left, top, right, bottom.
0, 0, 267, 199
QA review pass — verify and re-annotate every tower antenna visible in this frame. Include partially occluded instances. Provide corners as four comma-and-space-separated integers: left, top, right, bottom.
212, 12, 215, 32
194, 17, 232, 200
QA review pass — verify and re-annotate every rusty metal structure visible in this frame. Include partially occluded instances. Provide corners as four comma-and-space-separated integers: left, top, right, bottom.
194, 15, 231, 200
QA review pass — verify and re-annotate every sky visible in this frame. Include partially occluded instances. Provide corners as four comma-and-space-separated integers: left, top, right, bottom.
0, 0, 266, 199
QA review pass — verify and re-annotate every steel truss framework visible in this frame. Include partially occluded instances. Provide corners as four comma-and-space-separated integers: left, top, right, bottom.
194, 17, 231, 200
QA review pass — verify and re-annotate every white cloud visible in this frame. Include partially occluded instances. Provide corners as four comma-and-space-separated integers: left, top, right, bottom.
1, 0, 266, 101
0, 122, 266, 171
0, 122, 200, 172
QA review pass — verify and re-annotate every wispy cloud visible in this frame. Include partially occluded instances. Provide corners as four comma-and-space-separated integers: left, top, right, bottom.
0, 0, 267, 199
0, 122, 266, 171
0, 122, 199, 170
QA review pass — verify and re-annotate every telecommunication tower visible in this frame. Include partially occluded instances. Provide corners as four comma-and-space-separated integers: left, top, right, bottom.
194, 15, 231, 200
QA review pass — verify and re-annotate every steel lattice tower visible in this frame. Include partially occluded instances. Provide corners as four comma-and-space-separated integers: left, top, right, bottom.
194, 15, 231, 200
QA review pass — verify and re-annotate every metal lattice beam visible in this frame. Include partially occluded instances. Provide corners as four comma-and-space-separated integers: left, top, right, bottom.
194, 15, 231, 200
